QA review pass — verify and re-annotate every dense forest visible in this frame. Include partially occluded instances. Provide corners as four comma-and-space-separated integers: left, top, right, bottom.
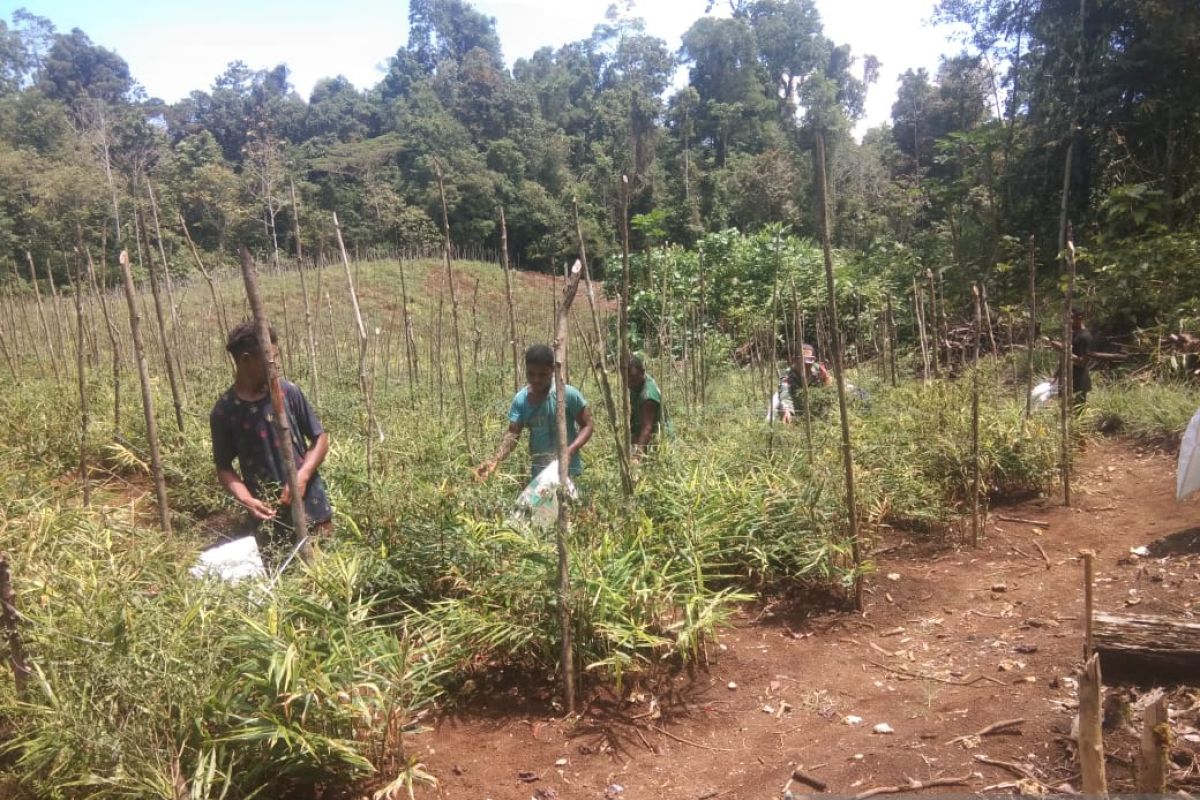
1, 0, 1198, 330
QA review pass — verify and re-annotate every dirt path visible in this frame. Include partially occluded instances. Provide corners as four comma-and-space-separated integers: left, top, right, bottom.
415, 440, 1200, 799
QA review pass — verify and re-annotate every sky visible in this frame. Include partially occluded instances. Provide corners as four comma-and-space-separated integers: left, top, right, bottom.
11, 0, 967, 138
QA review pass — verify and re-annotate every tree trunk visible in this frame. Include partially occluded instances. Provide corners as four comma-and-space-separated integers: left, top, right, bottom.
1094, 611, 1200, 679
117, 249, 171, 532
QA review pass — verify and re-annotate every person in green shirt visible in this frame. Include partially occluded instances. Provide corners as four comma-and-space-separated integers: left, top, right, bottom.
627, 355, 666, 460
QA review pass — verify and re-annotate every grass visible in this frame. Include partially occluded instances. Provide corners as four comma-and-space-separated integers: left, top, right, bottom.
0, 255, 1145, 797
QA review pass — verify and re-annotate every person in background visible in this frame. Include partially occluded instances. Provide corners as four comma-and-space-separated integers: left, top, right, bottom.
626, 354, 667, 460
779, 343, 832, 424
475, 344, 594, 482
209, 321, 331, 569
1071, 309, 1093, 407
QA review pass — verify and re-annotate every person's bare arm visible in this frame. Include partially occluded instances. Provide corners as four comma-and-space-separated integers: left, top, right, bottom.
281, 431, 329, 505
218, 467, 276, 520
568, 406, 594, 456
632, 399, 657, 448
475, 421, 523, 479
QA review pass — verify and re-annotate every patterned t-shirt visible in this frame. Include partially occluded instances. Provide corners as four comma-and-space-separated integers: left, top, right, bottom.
508, 384, 588, 479
209, 380, 332, 525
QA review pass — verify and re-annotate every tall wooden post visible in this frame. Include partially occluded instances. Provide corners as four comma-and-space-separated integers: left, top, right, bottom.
1024, 236, 1037, 418
84, 247, 122, 430
1060, 225, 1077, 506
619, 176, 633, 450
433, 162, 473, 459
971, 285, 982, 547
926, 268, 940, 377
885, 292, 898, 388
238, 248, 311, 563
138, 208, 185, 433
816, 130, 863, 611
289, 177, 321, 406
26, 251, 59, 380
499, 206, 520, 393
333, 213, 382, 479
552, 260, 585, 714
117, 249, 171, 533
72, 236, 90, 507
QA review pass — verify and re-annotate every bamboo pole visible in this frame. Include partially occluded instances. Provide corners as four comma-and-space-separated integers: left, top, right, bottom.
289, 178, 321, 406
397, 254, 418, 401
25, 251, 59, 380
332, 212, 383, 479
138, 208, 185, 433
0, 553, 29, 697
697, 242, 708, 408
552, 259, 585, 714
981, 283, 998, 356
72, 238, 90, 507
971, 284, 982, 547
816, 130, 863, 611
433, 162, 473, 458
1061, 226, 1076, 506
914, 279, 930, 384
573, 199, 632, 495
499, 206, 520, 393
767, 232, 783, 457
117, 249, 171, 532
0, 318, 15, 380
238, 247, 312, 563
145, 182, 186, 391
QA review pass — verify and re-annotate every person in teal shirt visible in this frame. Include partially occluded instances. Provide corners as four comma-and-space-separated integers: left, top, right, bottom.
627, 355, 667, 460
476, 344, 594, 481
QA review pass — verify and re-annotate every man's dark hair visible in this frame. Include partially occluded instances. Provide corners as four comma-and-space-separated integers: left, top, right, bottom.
225, 320, 278, 357
628, 355, 645, 372
525, 343, 554, 367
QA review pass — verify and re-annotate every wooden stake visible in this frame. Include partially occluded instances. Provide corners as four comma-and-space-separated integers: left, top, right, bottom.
816, 130, 863, 611
1024, 236, 1037, 418
913, 278, 930, 383
793, 285, 813, 464
179, 213, 230, 349
332, 212, 383, 479
552, 259, 585, 714
981, 283, 998, 356
767, 231, 783, 458
971, 285, 984, 547
926, 268, 940, 377
84, 247, 122, 430
72, 236, 90, 507
238, 247, 312, 563
886, 292, 898, 388
499, 206, 520, 393
138, 208, 185, 433
1083, 549, 1095, 659
117, 249, 171, 533
1137, 690, 1169, 794
618, 176, 633, 449
433, 162, 473, 458
573, 199, 632, 495
0, 553, 29, 697
26, 251, 59, 380
289, 177, 321, 406
1060, 225, 1077, 507
1077, 653, 1108, 797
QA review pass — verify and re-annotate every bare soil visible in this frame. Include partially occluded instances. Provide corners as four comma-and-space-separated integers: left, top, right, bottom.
412, 439, 1200, 799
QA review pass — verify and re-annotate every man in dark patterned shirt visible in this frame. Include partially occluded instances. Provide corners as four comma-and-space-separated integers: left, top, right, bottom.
209, 321, 331, 569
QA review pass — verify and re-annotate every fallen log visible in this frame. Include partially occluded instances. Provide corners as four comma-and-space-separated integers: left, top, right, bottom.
1093, 611, 1200, 683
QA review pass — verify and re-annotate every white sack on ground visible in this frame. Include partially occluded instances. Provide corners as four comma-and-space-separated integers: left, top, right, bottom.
1177, 406, 1200, 501
190, 535, 265, 582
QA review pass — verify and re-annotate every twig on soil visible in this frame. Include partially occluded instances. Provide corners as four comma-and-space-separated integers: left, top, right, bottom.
973, 754, 1054, 793
947, 718, 1025, 745
865, 660, 1001, 687
1032, 539, 1051, 569
997, 514, 1050, 528
791, 768, 829, 792
649, 725, 734, 752
852, 772, 975, 799
634, 726, 655, 753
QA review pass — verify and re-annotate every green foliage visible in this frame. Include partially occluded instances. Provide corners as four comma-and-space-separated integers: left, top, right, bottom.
1086, 380, 1200, 443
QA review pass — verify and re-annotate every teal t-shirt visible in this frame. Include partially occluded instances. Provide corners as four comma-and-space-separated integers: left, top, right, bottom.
508, 384, 588, 478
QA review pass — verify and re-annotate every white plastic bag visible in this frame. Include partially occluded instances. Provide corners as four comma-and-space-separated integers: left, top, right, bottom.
1030, 379, 1058, 410
514, 459, 578, 528
190, 536, 265, 582
1177, 406, 1200, 501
